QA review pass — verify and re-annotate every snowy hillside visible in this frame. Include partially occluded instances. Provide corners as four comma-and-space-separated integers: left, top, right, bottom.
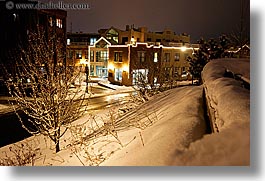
0, 59, 250, 166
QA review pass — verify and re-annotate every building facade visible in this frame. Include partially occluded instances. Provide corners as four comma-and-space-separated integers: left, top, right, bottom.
66, 25, 198, 84
99, 25, 191, 45
108, 42, 198, 86
161, 44, 195, 80
0, 2, 67, 73
88, 37, 112, 77
108, 43, 162, 86
66, 32, 100, 68
0, 1, 67, 94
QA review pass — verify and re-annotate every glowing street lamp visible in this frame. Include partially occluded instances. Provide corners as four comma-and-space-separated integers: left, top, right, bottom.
181, 46, 187, 52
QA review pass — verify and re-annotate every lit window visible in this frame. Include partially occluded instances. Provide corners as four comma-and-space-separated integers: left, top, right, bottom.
96, 51, 108, 62
56, 18, 63, 28
49, 17, 53, 26
114, 52, 122, 62
106, 29, 119, 43
154, 52, 158, 62
76, 50, 82, 59
90, 38, 97, 45
132, 69, 148, 85
174, 53, 180, 61
90, 51, 94, 61
115, 68, 122, 82
101, 51, 108, 61
67, 39, 70, 45
154, 77, 158, 84
113, 37, 118, 43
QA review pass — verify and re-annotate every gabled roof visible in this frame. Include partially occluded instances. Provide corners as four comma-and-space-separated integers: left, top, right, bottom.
93, 36, 111, 46
227, 44, 250, 53
98, 26, 123, 35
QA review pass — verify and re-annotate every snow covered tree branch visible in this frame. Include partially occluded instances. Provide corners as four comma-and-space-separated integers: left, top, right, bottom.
5, 26, 88, 153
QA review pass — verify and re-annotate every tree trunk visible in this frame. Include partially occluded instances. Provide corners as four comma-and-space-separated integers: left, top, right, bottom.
56, 141, 60, 153
55, 127, 60, 153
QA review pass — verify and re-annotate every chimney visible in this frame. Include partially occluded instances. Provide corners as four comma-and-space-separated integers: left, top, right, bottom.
126, 25, 130, 31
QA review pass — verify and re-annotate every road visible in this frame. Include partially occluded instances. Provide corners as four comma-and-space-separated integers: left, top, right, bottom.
0, 85, 135, 148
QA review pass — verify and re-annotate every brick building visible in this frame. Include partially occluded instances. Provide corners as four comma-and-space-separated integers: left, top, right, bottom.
0, 1, 67, 94
108, 42, 198, 86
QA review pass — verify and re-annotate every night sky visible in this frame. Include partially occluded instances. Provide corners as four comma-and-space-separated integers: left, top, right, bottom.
43, 0, 250, 43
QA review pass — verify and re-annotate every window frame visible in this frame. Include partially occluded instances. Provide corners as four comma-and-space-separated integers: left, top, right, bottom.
114, 51, 123, 63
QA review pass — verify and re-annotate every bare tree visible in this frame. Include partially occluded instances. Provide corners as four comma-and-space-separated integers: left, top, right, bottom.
130, 48, 165, 102
5, 27, 87, 153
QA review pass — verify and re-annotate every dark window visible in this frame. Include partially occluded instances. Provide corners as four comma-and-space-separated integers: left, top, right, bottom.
138, 51, 146, 63
164, 67, 171, 79
114, 52, 123, 62
68, 50, 73, 59
184, 53, 189, 60
165, 53, 170, 62
96, 51, 100, 62
85, 51, 88, 59
147, 38, 152, 42
122, 37, 129, 44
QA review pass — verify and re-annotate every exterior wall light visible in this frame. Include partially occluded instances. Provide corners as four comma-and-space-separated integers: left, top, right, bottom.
181, 46, 187, 52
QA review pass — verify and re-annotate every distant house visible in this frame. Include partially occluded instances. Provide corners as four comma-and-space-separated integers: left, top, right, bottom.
88, 37, 112, 77
227, 44, 250, 58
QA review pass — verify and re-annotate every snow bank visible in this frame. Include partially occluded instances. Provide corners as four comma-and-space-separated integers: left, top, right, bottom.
0, 86, 207, 166
172, 58, 250, 166
101, 86, 207, 166
202, 58, 250, 131
102, 58, 249, 166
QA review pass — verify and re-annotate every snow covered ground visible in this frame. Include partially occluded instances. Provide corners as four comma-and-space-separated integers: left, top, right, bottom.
0, 59, 249, 166
0, 85, 207, 166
